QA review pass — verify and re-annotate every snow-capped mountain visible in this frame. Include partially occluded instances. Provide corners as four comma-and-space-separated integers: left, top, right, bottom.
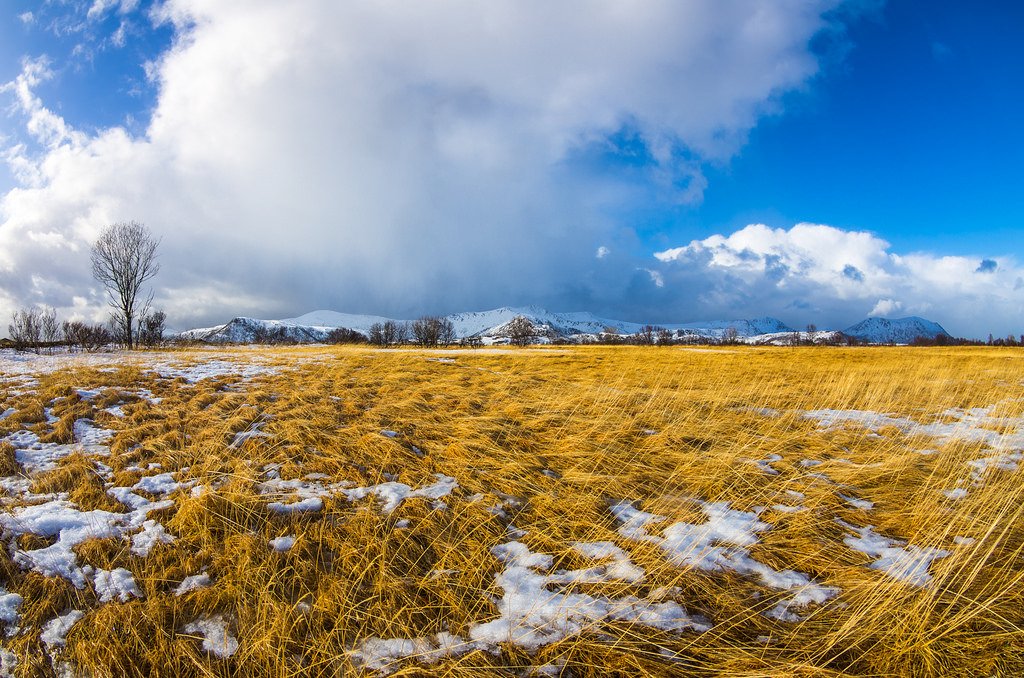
178, 307, 949, 345
842, 317, 950, 344
179, 306, 794, 344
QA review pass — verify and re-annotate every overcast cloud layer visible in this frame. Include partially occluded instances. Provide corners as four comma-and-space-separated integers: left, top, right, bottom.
1, 1, 1020, 338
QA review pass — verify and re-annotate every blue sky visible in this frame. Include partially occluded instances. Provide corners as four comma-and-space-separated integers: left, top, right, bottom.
627, 1, 1024, 260
0, 1, 1022, 337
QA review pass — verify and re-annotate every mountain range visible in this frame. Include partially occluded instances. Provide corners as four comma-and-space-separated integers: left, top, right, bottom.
179, 307, 950, 345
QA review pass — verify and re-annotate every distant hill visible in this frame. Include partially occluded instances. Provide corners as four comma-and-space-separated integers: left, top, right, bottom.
178, 307, 950, 345
842, 317, 950, 344
179, 306, 794, 344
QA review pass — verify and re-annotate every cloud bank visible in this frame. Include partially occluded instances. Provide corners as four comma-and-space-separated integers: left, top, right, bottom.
651, 224, 1023, 337
0, 1, 1019, 338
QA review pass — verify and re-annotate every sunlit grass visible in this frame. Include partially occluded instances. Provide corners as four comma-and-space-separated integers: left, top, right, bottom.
0, 345, 1022, 676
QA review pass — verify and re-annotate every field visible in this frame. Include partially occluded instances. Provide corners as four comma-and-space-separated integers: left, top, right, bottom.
0, 344, 1022, 676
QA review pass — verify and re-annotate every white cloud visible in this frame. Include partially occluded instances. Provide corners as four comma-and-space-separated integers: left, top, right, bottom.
596, 246, 610, 259
1, 1, 847, 329
653, 223, 1024, 337
869, 298, 902, 317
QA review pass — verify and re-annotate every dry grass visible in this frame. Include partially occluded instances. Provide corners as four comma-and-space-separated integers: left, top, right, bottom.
0, 345, 1023, 676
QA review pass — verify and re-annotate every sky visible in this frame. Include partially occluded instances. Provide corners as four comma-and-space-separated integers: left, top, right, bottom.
0, 1, 1021, 338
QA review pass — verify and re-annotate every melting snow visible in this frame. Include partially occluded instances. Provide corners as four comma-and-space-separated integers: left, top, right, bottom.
610, 500, 838, 622
0, 587, 22, 626
184, 614, 239, 658
93, 568, 142, 603
748, 454, 783, 475
261, 474, 458, 514
175, 574, 212, 596
804, 405, 1024, 484
352, 539, 708, 673
40, 610, 84, 649
153, 359, 280, 383
270, 535, 295, 552
836, 520, 949, 586
839, 494, 874, 511
131, 519, 176, 556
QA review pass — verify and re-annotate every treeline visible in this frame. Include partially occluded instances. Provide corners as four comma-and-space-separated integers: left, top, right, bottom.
6, 306, 166, 353
909, 333, 1023, 347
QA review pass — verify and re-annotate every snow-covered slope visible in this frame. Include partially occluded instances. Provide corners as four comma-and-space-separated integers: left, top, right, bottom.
178, 308, 948, 345
281, 311, 396, 334
178, 307, 795, 344
842, 317, 950, 344
443, 307, 792, 339
179, 317, 332, 343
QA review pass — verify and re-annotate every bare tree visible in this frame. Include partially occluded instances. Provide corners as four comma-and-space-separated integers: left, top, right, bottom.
9, 308, 43, 353
656, 328, 674, 345
721, 326, 739, 345
635, 325, 657, 345
506, 316, 535, 347
438, 317, 457, 347
137, 310, 167, 347
412, 316, 441, 347
62, 320, 112, 352
90, 221, 160, 349
40, 308, 59, 346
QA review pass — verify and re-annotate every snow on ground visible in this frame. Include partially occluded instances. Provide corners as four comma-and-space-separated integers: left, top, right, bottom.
610, 500, 838, 622
40, 610, 85, 649
269, 535, 296, 552
260, 474, 458, 514
153, 359, 281, 383
93, 568, 143, 603
836, 520, 949, 586
175, 574, 212, 596
804, 403, 1024, 484
352, 539, 709, 673
183, 615, 239, 658
0, 587, 22, 626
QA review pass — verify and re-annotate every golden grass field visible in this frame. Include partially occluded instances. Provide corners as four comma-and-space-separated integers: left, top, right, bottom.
0, 345, 1022, 676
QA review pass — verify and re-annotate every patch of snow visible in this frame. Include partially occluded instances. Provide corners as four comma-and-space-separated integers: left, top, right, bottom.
132, 472, 191, 497
952, 536, 975, 546
352, 539, 707, 673
839, 494, 874, 511
93, 568, 142, 603
270, 535, 295, 552
0, 408, 14, 421
153, 359, 280, 383
748, 453, 782, 475
175, 574, 212, 596
0, 587, 22, 626
943, 488, 968, 500
184, 614, 239, 658
229, 420, 271, 449
343, 474, 458, 513
0, 648, 15, 675
836, 520, 949, 586
380, 429, 399, 438
610, 500, 838, 621
40, 610, 85, 649
805, 404, 1024, 485
131, 519, 175, 556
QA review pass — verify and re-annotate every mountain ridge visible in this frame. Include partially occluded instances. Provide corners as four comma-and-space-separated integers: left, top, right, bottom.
178, 307, 950, 345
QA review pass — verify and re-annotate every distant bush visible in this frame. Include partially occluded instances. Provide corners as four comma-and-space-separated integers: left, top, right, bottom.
9, 308, 43, 353
411, 316, 457, 347
62, 320, 113, 352
326, 327, 366, 344
137, 310, 166, 347
368, 320, 409, 347
506, 316, 535, 347
251, 326, 298, 345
